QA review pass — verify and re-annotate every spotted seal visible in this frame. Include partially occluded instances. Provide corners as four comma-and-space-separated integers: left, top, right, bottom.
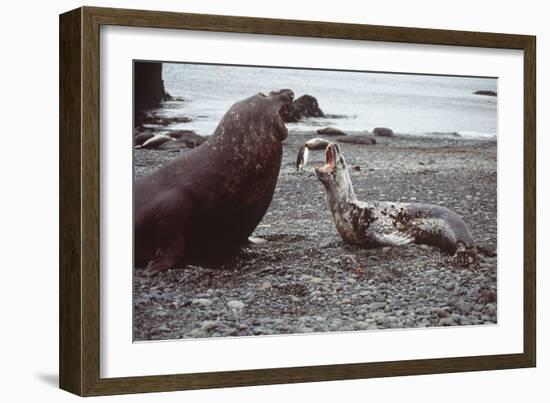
314, 143, 478, 265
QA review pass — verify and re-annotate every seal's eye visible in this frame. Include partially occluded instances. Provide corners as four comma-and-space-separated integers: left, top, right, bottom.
258, 92, 268, 97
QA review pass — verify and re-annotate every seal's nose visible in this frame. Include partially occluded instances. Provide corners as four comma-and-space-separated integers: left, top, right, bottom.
278, 89, 294, 103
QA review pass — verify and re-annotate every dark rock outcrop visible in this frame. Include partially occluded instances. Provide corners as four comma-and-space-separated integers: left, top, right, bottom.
473, 90, 497, 97
287, 95, 324, 122
134, 62, 169, 126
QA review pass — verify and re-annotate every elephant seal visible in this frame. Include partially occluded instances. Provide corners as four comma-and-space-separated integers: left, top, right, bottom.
134, 89, 294, 276
314, 143, 478, 266
296, 137, 331, 171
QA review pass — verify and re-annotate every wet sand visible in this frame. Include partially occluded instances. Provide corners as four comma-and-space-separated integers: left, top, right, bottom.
133, 132, 497, 340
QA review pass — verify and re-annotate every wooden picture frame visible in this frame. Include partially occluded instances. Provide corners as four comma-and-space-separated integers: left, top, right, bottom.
59, 6, 536, 396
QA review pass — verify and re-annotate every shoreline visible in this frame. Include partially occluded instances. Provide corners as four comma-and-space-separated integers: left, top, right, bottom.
134, 130, 497, 341
138, 113, 498, 141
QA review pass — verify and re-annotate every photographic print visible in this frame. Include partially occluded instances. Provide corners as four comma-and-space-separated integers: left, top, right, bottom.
133, 61, 498, 341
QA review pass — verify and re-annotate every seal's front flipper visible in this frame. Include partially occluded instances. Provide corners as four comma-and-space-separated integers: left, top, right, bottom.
372, 231, 415, 247
451, 244, 479, 268
142, 238, 185, 277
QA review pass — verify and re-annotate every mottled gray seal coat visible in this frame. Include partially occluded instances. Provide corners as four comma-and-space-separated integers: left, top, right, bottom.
134, 89, 294, 275
315, 143, 478, 265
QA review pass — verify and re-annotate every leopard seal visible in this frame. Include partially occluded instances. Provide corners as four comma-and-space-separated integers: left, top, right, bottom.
134, 89, 294, 276
314, 143, 478, 265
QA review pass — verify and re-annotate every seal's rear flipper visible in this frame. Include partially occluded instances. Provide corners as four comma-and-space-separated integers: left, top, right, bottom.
451, 245, 479, 268
142, 238, 185, 277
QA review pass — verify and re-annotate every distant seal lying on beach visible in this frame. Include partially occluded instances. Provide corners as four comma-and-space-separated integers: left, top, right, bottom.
336, 135, 376, 145
315, 143, 478, 266
134, 131, 154, 146
373, 127, 394, 137
317, 127, 347, 136
136, 134, 174, 149
158, 132, 207, 150
134, 130, 207, 149
134, 89, 294, 276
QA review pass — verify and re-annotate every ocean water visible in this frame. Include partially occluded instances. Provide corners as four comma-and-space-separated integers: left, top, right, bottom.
159, 62, 497, 138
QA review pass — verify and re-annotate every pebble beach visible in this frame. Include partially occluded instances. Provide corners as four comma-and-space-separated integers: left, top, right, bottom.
133, 131, 497, 341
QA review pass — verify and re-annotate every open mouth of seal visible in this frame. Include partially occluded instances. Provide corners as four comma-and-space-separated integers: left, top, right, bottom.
279, 104, 290, 121
317, 144, 337, 174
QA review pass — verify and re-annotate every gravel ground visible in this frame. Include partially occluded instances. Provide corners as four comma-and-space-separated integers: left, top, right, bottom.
133, 132, 497, 341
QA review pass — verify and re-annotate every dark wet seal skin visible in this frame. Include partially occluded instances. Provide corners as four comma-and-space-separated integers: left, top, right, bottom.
134, 89, 295, 276
315, 143, 479, 267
